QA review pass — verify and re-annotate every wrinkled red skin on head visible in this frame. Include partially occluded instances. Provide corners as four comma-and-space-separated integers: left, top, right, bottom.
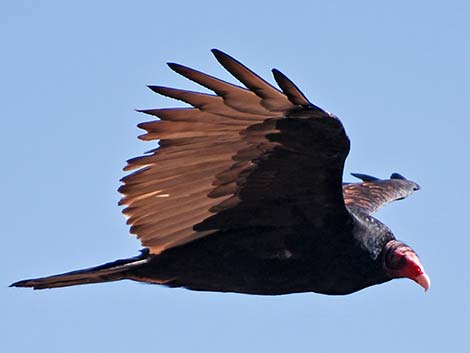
401, 253, 424, 277
384, 241, 425, 281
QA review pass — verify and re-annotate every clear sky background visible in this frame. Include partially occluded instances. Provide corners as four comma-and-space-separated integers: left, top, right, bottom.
2, 1, 469, 352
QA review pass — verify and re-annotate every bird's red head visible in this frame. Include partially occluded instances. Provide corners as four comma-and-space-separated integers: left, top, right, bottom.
383, 240, 430, 291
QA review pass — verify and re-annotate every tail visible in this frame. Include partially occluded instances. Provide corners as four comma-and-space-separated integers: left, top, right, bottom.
10, 250, 150, 290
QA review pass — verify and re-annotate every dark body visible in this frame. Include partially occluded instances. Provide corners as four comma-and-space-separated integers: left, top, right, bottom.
130, 209, 393, 295
11, 50, 425, 294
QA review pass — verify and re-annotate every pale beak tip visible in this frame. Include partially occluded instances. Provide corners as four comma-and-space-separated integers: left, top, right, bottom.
415, 273, 431, 292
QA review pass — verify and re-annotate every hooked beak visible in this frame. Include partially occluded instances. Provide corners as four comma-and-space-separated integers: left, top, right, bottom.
414, 272, 431, 291
402, 250, 431, 291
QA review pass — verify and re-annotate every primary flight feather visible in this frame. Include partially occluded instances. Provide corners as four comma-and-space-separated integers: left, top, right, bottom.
11, 49, 430, 295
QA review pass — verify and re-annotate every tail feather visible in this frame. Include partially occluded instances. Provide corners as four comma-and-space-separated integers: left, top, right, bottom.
10, 251, 150, 290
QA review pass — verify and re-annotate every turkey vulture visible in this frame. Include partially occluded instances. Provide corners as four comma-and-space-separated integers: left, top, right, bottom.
11, 50, 430, 295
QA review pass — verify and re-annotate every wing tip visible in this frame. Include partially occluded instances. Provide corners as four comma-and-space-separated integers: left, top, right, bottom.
147, 85, 162, 93
271, 68, 311, 106
390, 172, 420, 190
390, 172, 406, 180
210, 48, 224, 56
10, 279, 43, 290
351, 173, 380, 182
211, 48, 227, 62
352, 172, 421, 191
211, 48, 241, 68
9, 280, 25, 288
167, 62, 185, 73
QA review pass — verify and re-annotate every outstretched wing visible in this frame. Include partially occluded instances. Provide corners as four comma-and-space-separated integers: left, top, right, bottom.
119, 50, 351, 254
343, 173, 420, 215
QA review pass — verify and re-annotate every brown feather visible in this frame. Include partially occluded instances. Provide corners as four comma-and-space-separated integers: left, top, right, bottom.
211, 49, 294, 111
343, 177, 419, 215
167, 63, 274, 116
272, 69, 311, 106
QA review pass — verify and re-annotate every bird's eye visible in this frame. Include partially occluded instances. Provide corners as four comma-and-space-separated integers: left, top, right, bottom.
386, 252, 407, 270
395, 256, 407, 268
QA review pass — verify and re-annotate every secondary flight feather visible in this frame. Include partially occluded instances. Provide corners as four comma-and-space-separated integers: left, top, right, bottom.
11, 50, 429, 294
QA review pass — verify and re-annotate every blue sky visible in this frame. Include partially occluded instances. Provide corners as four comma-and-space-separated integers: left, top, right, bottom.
2, 1, 469, 352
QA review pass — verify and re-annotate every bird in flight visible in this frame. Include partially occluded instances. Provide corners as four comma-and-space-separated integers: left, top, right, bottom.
11, 50, 430, 295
